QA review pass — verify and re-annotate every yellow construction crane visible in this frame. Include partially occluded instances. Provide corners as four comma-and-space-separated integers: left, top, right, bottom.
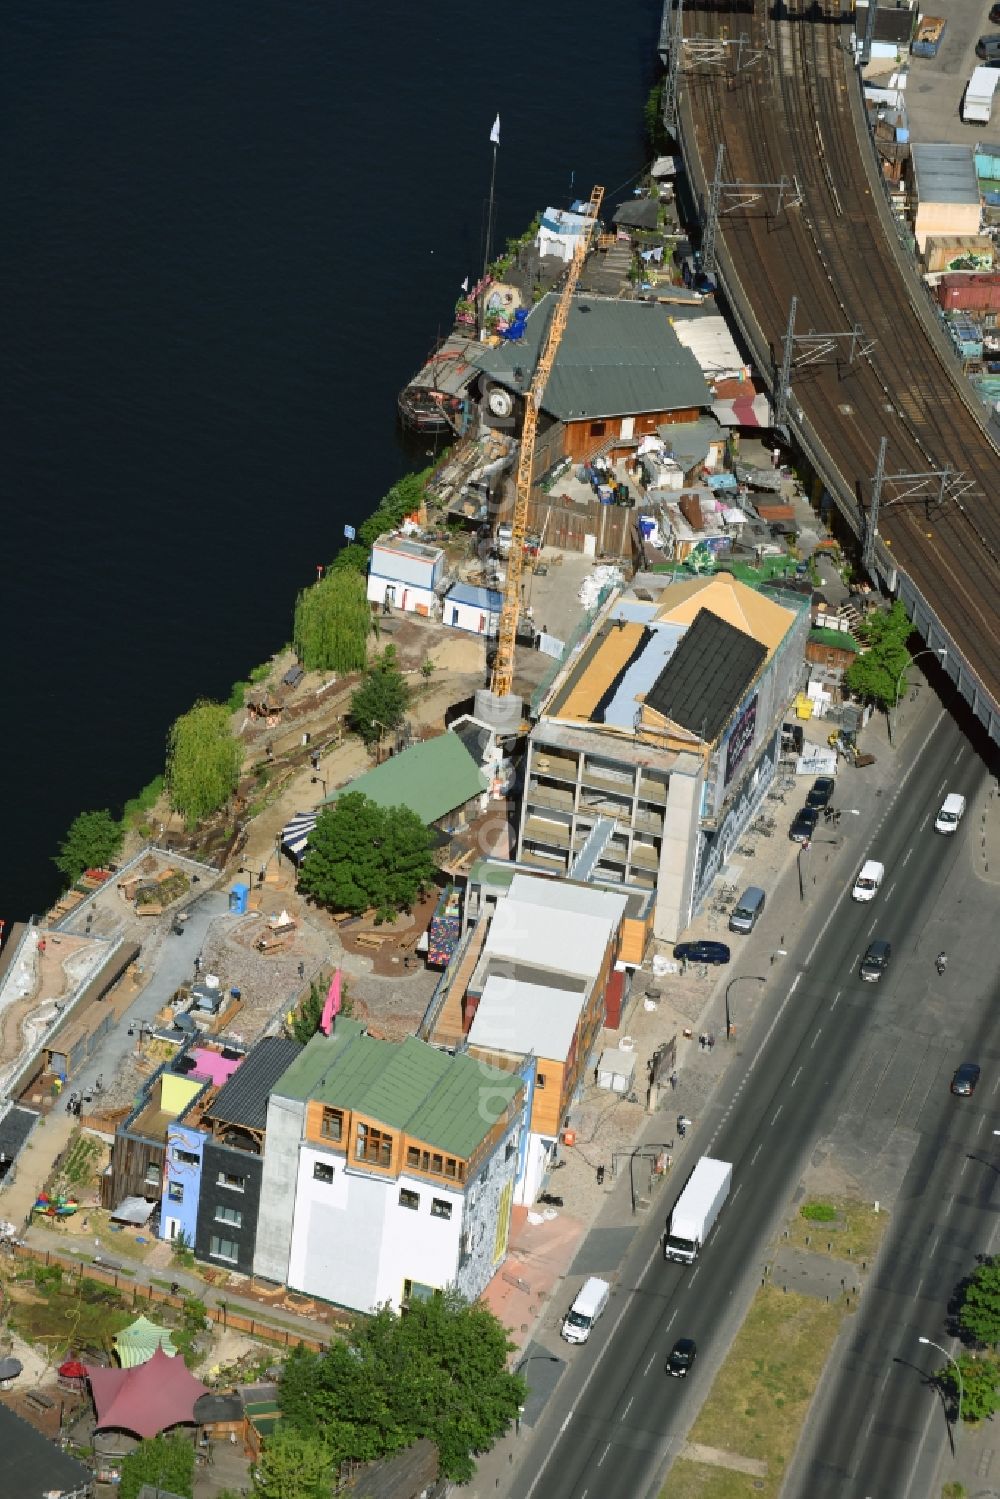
489, 184, 604, 700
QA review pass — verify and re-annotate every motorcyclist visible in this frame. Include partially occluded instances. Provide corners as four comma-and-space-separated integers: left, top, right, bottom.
936, 951, 948, 975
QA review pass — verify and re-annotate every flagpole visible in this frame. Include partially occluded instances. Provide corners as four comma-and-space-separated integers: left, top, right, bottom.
479, 114, 500, 339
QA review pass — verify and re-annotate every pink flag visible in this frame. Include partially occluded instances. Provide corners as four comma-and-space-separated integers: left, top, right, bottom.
320, 971, 342, 1035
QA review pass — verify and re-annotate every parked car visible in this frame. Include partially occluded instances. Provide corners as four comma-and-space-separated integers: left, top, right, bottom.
976, 32, 1000, 59
666, 1338, 697, 1377
806, 776, 836, 810
852, 859, 884, 901
992, 3, 1000, 24
951, 1062, 981, 1096
859, 939, 892, 983
673, 940, 731, 966
789, 806, 820, 843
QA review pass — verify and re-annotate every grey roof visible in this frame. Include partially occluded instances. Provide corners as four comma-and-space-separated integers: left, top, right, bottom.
0, 1105, 39, 1161
911, 143, 980, 206
657, 414, 725, 468
644, 608, 766, 743
208, 1036, 302, 1130
193, 1392, 245, 1423
470, 296, 711, 421
0, 1400, 93, 1499
612, 198, 660, 230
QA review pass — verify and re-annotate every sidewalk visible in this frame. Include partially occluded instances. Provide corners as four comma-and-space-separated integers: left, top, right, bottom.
463, 693, 939, 1497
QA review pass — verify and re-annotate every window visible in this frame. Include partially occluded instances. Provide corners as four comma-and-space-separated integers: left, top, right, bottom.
355, 1123, 393, 1168
209, 1234, 239, 1263
431, 1152, 443, 1175
430, 1198, 453, 1221
144, 1162, 161, 1186
313, 1161, 334, 1184
399, 1188, 420, 1211
217, 1170, 246, 1192
406, 1146, 422, 1170
175, 1149, 198, 1167
536, 1073, 547, 1089
168, 1182, 184, 1203
320, 1107, 343, 1142
444, 1157, 457, 1180
215, 1205, 243, 1228
403, 1279, 437, 1304
588, 421, 607, 438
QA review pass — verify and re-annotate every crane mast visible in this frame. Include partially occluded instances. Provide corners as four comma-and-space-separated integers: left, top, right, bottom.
489, 185, 604, 700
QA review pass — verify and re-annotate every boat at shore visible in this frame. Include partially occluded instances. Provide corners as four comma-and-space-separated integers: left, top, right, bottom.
397, 333, 482, 434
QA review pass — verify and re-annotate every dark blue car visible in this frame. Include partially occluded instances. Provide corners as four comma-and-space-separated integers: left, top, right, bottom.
673, 940, 731, 966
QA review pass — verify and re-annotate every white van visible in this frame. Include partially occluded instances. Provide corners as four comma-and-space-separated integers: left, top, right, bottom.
561, 1276, 610, 1345
852, 859, 884, 902
934, 793, 966, 835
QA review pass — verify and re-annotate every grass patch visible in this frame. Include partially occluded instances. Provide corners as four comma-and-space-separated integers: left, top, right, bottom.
7, 1269, 133, 1354
55, 1132, 103, 1189
659, 1285, 845, 1499
781, 1196, 888, 1262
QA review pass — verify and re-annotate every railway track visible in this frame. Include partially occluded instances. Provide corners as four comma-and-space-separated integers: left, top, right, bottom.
674, 0, 1000, 727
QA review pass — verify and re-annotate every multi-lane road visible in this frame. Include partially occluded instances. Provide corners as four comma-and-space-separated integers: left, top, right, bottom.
512, 713, 996, 1499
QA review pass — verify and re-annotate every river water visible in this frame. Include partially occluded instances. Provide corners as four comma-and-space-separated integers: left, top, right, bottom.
1, 0, 660, 924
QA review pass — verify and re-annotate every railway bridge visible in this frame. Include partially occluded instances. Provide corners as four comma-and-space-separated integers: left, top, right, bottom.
661, 0, 1000, 743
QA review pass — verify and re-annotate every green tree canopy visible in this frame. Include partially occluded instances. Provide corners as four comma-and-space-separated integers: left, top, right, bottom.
349, 645, 409, 745
357, 468, 432, 550
278, 1293, 526, 1482
120, 1434, 194, 1499
936, 1351, 1000, 1423
297, 793, 435, 920
251, 1427, 334, 1499
843, 601, 914, 711
958, 1256, 1000, 1346
293, 567, 370, 674
53, 809, 123, 884
327, 541, 371, 575
166, 700, 244, 824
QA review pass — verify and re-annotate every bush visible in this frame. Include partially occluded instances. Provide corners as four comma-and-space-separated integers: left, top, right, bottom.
123, 776, 165, 827
800, 1202, 837, 1223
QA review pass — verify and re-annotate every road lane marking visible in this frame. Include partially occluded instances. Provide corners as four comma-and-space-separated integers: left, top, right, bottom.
772, 1106, 783, 1126
936, 778, 947, 795
811, 1028, 822, 1049
623, 1396, 633, 1418
751, 1144, 762, 1164
885, 882, 896, 902
644, 1355, 655, 1377
919, 813, 930, 831
903, 846, 913, 866
867, 920, 877, 935
955, 750, 963, 764
930, 1234, 939, 1256
831, 991, 841, 1011
732, 1183, 743, 1202
559, 1414, 572, 1435
597, 1445, 610, 1467
961, 1157, 969, 1176
792, 1066, 802, 1088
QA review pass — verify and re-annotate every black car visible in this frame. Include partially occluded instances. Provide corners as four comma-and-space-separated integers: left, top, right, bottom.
859, 939, 891, 983
667, 1338, 697, 1377
951, 1062, 981, 1097
789, 806, 820, 843
806, 777, 836, 810
673, 940, 731, 966
992, 3, 1000, 22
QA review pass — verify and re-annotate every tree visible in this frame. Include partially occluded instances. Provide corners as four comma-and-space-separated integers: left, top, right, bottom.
120, 1434, 194, 1499
293, 568, 370, 673
53, 809, 123, 884
251, 1428, 334, 1499
357, 469, 432, 550
958, 1257, 1000, 1346
166, 700, 244, 824
328, 541, 371, 575
297, 794, 435, 920
843, 601, 913, 711
349, 645, 409, 744
936, 1351, 1000, 1423
289, 978, 351, 1043
277, 1294, 526, 1483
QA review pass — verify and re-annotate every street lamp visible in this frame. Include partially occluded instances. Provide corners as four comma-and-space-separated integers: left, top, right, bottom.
725, 975, 766, 1040
892, 648, 947, 743
310, 774, 328, 798
918, 1334, 963, 1442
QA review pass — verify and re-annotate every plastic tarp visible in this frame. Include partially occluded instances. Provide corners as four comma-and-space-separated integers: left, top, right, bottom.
110, 1196, 156, 1226
87, 1345, 208, 1435
113, 1314, 178, 1368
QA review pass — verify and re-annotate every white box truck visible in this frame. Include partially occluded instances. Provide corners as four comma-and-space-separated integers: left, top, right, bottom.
663, 1156, 733, 1263
963, 67, 999, 125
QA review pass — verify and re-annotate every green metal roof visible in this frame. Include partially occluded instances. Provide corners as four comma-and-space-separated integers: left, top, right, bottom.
322, 732, 487, 825
470, 295, 711, 421
273, 1023, 522, 1159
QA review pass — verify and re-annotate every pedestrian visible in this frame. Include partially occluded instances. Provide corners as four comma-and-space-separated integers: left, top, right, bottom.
669, 1070, 678, 1090
707, 1034, 715, 1052
297, 961, 305, 980
698, 1033, 706, 1051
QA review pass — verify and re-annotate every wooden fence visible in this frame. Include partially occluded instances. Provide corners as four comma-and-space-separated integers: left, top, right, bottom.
8, 1241, 335, 1353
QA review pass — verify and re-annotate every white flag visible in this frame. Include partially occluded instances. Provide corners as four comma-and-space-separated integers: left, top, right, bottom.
461, 276, 469, 292
490, 113, 500, 146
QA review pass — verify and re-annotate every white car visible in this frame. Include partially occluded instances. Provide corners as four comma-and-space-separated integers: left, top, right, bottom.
852, 859, 884, 902
934, 793, 966, 834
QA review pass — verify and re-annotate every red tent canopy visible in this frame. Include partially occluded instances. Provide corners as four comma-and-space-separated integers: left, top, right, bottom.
59, 1359, 87, 1378
86, 1346, 209, 1437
